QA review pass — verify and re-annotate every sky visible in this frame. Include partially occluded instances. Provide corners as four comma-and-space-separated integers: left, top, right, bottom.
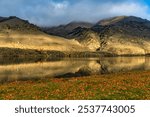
0, 0, 150, 26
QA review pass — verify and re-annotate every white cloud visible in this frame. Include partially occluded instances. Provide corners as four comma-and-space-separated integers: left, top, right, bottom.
51, 1, 68, 9
109, 2, 150, 18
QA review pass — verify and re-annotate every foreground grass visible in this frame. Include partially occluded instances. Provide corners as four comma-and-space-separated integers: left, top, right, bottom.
0, 71, 150, 100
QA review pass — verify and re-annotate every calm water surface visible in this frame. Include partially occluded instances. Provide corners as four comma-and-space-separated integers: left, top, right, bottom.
0, 57, 150, 83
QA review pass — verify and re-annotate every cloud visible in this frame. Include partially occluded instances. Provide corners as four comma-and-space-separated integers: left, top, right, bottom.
109, 2, 150, 18
51, 1, 68, 9
0, 0, 150, 26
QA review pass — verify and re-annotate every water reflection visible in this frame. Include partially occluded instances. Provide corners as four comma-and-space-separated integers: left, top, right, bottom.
0, 57, 150, 83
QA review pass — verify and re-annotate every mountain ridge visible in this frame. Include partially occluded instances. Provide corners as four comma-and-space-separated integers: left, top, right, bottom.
95, 16, 149, 26
41, 21, 93, 38
0, 15, 150, 56
66, 16, 150, 54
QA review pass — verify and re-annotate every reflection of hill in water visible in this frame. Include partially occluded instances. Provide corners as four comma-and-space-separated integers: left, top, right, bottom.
99, 57, 150, 74
0, 57, 150, 83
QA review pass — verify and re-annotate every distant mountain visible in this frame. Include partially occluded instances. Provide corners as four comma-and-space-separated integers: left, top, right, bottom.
96, 16, 128, 26
41, 21, 93, 38
1, 15, 150, 55
0, 17, 7, 22
68, 16, 150, 54
0, 16, 88, 52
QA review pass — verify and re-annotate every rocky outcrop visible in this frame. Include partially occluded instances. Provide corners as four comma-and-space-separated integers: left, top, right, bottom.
68, 28, 100, 51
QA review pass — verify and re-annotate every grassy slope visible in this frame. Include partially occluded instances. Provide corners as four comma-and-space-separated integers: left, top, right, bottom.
0, 17, 88, 52
0, 70, 149, 100
0, 31, 87, 51
101, 34, 150, 55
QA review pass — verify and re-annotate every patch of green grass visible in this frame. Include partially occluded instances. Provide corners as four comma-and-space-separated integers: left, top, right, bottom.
0, 71, 150, 100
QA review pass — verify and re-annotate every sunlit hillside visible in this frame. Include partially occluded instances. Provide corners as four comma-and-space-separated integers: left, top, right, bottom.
0, 16, 88, 51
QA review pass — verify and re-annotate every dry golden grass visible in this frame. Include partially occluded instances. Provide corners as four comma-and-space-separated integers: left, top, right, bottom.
0, 31, 88, 51
102, 35, 150, 55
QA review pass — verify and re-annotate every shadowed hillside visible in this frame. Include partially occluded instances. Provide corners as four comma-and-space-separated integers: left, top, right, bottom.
41, 21, 93, 38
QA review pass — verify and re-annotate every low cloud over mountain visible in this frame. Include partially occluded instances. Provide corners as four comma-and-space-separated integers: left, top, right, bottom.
0, 0, 150, 26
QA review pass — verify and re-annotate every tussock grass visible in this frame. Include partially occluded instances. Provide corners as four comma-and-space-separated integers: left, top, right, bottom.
0, 31, 87, 51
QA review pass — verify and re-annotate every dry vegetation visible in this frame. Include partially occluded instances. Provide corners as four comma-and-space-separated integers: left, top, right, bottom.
0, 70, 150, 100
0, 31, 88, 51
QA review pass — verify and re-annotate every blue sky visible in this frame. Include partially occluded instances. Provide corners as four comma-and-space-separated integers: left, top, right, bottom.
0, 0, 150, 26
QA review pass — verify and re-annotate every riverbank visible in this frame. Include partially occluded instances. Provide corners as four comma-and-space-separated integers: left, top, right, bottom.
0, 47, 113, 63
0, 47, 150, 64
0, 70, 149, 100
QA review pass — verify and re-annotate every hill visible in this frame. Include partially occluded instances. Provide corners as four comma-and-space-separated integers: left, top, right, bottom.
0, 16, 88, 52
0, 17, 8, 22
1, 16, 150, 56
68, 16, 150, 55
92, 16, 150, 55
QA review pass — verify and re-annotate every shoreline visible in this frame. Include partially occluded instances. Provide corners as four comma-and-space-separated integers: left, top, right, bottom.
0, 47, 150, 58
